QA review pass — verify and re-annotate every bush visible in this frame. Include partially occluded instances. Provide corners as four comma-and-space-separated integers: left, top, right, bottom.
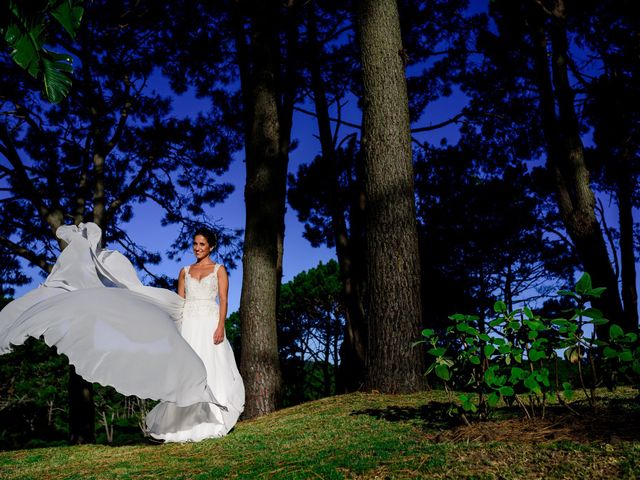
416, 273, 640, 419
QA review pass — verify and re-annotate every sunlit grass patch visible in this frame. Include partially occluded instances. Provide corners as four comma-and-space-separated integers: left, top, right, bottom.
0, 389, 638, 479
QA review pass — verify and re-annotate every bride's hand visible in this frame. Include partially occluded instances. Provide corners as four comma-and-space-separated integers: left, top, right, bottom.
213, 327, 225, 345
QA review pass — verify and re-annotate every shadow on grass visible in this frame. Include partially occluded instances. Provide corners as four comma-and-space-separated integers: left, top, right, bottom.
0, 426, 155, 452
351, 398, 640, 443
350, 401, 462, 431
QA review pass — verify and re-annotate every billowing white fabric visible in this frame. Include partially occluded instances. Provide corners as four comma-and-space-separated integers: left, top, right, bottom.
145, 264, 245, 442
0, 223, 218, 407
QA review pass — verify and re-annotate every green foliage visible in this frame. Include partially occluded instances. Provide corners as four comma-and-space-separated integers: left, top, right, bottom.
0, 338, 69, 448
418, 273, 640, 419
278, 260, 344, 406
0, 336, 153, 448
1, 0, 83, 103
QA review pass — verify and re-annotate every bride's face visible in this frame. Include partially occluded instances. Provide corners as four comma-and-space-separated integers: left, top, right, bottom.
193, 235, 212, 261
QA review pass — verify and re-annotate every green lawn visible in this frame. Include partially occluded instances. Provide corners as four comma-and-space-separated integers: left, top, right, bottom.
0, 390, 638, 479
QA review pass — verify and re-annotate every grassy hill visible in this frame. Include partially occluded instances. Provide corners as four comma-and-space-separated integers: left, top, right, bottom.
0, 390, 639, 479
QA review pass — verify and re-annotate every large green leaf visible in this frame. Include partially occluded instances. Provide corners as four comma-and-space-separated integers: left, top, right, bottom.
427, 347, 446, 357
4, 0, 81, 103
575, 272, 592, 295
588, 287, 607, 298
487, 391, 500, 407
50, 0, 84, 39
434, 364, 450, 381
609, 324, 624, 340
483, 344, 496, 357
524, 375, 541, 395
493, 300, 507, 314
6, 22, 44, 77
499, 386, 514, 396
42, 49, 74, 104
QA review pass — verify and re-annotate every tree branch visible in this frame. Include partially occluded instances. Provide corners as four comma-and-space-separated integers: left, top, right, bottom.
106, 157, 155, 221
102, 77, 132, 158
0, 236, 53, 273
596, 197, 620, 279
294, 106, 465, 134
410, 113, 465, 133
295, 105, 361, 130
0, 123, 64, 233
543, 225, 576, 250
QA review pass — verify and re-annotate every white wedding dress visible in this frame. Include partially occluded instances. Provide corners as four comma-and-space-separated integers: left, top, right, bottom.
144, 265, 245, 442
0, 223, 243, 427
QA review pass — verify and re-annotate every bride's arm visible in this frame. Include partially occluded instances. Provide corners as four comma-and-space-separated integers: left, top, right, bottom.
214, 266, 228, 344
177, 268, 186, 298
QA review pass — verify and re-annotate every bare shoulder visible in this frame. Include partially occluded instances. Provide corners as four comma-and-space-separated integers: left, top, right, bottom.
216, 264, 228, 276
178, 267, 187, 279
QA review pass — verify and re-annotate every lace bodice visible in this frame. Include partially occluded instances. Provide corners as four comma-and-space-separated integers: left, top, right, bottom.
183, 265, 220, 314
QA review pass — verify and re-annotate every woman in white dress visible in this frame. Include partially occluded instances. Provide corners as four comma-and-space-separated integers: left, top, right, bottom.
0, 222, 244, 441
145, 228, 245, 442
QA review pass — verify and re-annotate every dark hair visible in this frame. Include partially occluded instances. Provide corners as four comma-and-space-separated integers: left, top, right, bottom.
193, 227, 217, 250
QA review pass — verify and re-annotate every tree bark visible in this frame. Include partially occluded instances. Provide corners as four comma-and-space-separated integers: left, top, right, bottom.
306, 1, 367, 392
357, 0, 425, 392
237, 0, 284, 418
529, 4, 625, 332
68, 366, 95, 444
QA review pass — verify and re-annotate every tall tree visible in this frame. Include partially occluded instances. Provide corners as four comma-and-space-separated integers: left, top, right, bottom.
578, 0, 640, 330
356, 0, 425, 392
460, 0, 633, 331
525, 0, 626, 330
288, 138, 367, 391
233, 0, 301, 417
152, 0, 302, 417
290, 0, 475, 390
302, 1, 367, 391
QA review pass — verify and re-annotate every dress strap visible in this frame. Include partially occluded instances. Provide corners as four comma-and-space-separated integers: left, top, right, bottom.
184, 265, 190, 275
213, 263, 221, 275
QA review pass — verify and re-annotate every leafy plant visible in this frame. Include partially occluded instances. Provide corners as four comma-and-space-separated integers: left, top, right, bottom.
417, 273, 639, 420
1, 0, 83, 102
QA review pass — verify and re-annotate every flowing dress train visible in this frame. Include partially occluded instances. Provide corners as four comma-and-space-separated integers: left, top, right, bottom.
0, 223, 222, 407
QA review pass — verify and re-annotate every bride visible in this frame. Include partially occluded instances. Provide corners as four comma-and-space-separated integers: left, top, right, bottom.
145, 228, 244, 442
0, 222, 244, 442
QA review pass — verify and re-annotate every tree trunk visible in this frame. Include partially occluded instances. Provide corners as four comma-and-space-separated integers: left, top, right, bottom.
529, 4, 625, 332
237, 1, 283, 418
357, 0, 425, 392
67, 214, 99, 444
68, 366, 95, 444
306, 2, 367, 392
617, 159, 638, 331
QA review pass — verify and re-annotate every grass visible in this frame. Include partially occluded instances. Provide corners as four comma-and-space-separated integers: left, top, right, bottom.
0, 389, 639, 479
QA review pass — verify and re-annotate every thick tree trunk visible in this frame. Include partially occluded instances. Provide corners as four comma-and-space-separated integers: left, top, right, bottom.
529, 5, 625, 331
306, 2, 367, 392
238, 1, 283, 418
357, 0, 425, 392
